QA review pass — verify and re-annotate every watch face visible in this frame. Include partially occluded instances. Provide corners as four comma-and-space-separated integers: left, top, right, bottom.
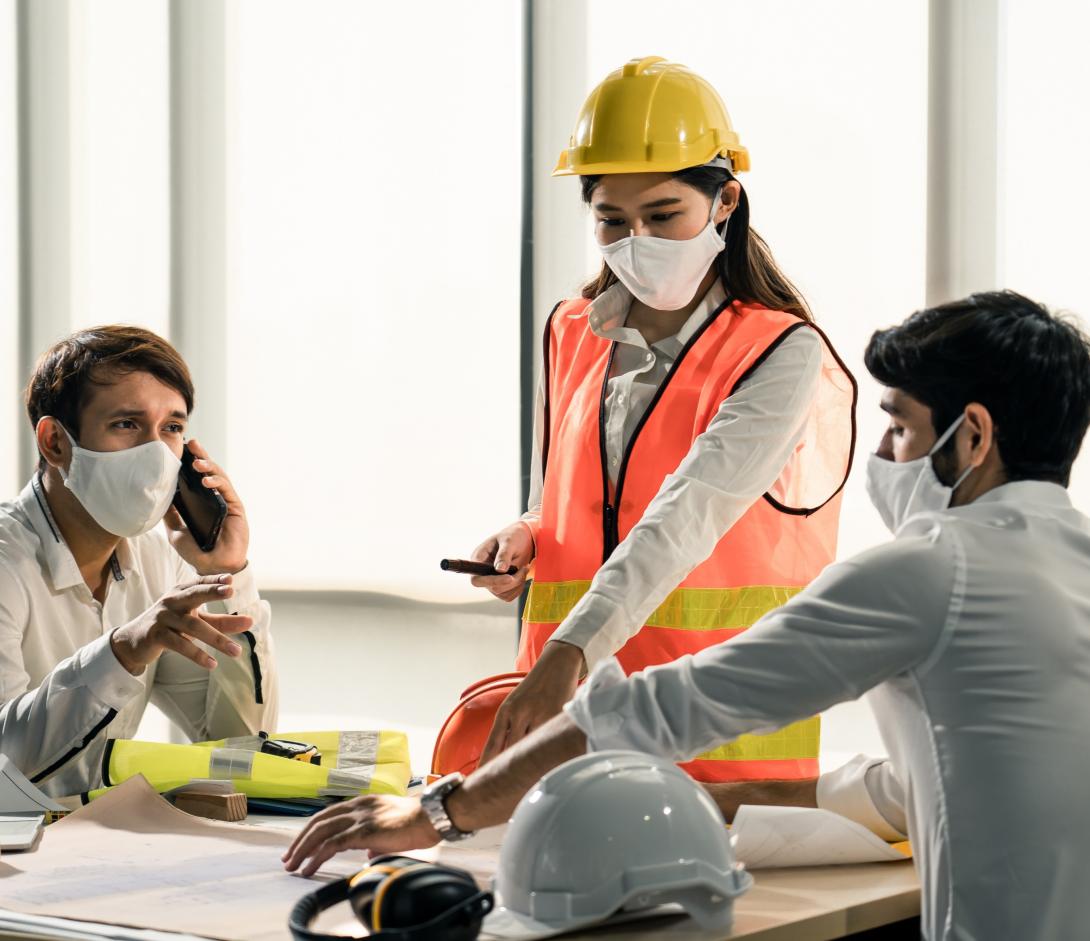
427, 773, 464, 798
423, 774, 473, 842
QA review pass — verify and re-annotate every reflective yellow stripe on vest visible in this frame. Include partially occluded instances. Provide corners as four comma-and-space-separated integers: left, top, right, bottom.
525, 580, 819, 768
695, 717, 822, 762
525, 580, 804, 631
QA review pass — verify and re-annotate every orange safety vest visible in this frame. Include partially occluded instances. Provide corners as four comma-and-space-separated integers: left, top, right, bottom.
518, 294, 857, 782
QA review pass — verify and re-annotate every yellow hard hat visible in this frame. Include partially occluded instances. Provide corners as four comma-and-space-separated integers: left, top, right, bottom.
553, 56, 750, 177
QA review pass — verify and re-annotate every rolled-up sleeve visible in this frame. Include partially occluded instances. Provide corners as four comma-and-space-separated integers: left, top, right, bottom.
817, 754, 909, 841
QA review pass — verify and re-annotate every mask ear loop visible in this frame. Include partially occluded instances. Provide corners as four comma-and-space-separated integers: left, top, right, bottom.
927, 413, 967, 458
709, 185, 725, 236
934, 413, 977, 500
902, 413, 968, 521
948, 462, 975, 498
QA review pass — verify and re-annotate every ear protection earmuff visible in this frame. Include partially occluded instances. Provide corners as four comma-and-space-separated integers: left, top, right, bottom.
289, 855, 493, 941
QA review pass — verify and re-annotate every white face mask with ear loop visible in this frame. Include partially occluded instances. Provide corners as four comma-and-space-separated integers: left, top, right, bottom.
865, 413, 977, 534
597, 186, 731, 311
53, 424, 181, 538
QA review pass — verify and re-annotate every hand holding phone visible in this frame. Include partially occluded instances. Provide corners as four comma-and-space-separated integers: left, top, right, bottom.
462, 522, 536, 603
172, 442, 228, 552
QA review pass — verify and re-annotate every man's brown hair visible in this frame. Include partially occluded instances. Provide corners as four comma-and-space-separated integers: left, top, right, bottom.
25, 325, 195, 448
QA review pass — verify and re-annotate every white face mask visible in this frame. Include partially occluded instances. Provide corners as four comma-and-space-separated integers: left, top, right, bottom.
597, 189, 728, 311
865, 414, 976, 534
58, 427, 181, 538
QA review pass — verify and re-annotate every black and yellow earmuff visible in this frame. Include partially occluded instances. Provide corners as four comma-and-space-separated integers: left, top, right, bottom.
289, 855, 493, 941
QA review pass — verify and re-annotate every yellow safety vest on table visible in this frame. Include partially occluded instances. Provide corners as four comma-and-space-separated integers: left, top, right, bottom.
81, 729, 410, 802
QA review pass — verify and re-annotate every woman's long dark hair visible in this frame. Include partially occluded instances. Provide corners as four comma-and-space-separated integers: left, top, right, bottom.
580, 165, 813, 322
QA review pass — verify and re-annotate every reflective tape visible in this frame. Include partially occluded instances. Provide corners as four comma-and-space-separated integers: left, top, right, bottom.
336, 731, 380, 770
209, 748, 256, 780
216, 735, 265, 751
524, 580, 802, 632
320, 767, 374, 797
525, 580, 818, 771
693, 716, 821, 761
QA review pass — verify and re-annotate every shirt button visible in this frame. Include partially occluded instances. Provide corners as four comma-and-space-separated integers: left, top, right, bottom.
617, 394, 625, 404
611, 457, 618, 466
645, 353, 653, 362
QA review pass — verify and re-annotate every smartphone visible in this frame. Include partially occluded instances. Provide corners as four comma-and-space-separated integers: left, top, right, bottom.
172, 443, 228, 552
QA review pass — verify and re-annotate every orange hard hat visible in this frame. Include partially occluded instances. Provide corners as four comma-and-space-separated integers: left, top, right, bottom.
430, 672, 526, 777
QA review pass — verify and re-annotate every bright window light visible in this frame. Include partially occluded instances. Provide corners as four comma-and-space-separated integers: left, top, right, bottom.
232, 0, 522, 599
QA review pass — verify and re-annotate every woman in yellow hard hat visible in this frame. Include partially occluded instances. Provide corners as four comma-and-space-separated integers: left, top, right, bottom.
469, 57, 857, 783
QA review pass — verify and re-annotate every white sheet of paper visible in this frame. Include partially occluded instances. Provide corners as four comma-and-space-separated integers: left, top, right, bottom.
731, 804, 908, 869
0, 906, 212, 941
0, 775, 367, 941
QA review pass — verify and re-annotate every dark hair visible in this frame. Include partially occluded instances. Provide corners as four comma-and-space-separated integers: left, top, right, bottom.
864, 290, 1090, 486
25, 325, 194, 462
579, 165, 812, 322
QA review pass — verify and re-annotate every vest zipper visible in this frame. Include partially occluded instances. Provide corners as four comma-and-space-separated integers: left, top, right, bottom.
598, 342, 620, 563
602, 503, 618, 560
599, 296, 735, 565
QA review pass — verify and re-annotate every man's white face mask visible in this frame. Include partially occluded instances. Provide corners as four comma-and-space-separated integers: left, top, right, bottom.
865, 414, 976, 534
57, 426, 181, 538
597, 188, 729, 311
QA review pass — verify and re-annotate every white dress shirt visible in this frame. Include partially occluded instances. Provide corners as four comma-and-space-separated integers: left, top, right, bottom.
522, 279, 825, 669
0, 476, 279, 797
566, 481, 1090, 940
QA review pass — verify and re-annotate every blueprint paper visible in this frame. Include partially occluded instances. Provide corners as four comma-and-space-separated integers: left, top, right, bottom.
731, 804, 910, 868
0, 775, 365, 941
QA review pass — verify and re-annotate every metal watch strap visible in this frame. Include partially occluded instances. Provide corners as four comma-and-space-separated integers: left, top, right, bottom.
420, 772, 475, 843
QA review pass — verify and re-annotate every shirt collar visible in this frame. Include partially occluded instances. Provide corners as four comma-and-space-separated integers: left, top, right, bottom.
970, 479, 1073, 510
587, 279, 729, 351
24, 474, 132, 591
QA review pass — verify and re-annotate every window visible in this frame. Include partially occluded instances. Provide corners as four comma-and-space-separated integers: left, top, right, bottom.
230, 0, 523, 598
1000, 0, 1090, 497
0, 0, 17, 498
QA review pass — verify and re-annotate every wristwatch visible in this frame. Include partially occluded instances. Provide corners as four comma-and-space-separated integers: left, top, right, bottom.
420, 772, 476, 843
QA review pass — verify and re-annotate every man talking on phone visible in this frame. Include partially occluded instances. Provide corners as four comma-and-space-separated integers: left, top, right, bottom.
0, 325, 278, 796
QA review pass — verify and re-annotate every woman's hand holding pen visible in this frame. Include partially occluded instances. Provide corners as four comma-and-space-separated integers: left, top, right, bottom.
469, 522, 535, 602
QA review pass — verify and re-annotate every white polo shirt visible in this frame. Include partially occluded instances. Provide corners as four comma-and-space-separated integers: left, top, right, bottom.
568, 481, 1090, 940
0, 476, 278, 797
